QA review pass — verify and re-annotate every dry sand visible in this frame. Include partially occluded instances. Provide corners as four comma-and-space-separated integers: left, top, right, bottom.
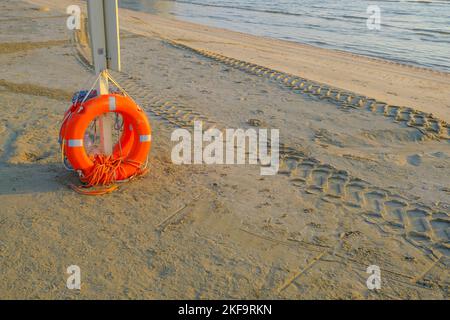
0, 0, 448, 299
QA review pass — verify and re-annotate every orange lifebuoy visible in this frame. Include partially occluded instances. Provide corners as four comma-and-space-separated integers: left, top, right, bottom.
61, 94, 151, 182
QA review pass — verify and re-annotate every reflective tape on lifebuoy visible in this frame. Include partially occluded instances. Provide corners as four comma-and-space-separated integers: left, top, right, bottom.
60, 97, 135, 160
61, 94, 151, 181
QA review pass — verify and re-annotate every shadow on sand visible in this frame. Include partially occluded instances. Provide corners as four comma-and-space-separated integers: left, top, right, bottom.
0, 162, 76, 195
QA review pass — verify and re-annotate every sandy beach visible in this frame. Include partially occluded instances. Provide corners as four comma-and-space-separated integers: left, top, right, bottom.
0, 0, 449, 299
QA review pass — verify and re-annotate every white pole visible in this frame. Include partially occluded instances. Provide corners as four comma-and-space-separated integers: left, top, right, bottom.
104, 0, 121, 72
87, 0, 113, 155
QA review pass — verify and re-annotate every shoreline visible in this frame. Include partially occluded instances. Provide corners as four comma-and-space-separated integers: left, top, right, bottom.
27, 0, 450, 123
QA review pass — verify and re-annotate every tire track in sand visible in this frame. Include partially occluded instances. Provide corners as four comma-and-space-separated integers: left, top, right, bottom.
71, 28, 450, 259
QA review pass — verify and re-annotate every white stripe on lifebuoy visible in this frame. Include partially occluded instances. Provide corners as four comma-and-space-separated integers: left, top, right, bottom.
68, 139, 83, 147
139, 135, 151, 142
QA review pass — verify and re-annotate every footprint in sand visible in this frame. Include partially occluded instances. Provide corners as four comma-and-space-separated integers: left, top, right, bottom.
430, 151, 448, 159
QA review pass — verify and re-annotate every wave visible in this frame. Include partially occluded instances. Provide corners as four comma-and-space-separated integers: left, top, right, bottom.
412, 28, 450, 36
165, 0, 310, 18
